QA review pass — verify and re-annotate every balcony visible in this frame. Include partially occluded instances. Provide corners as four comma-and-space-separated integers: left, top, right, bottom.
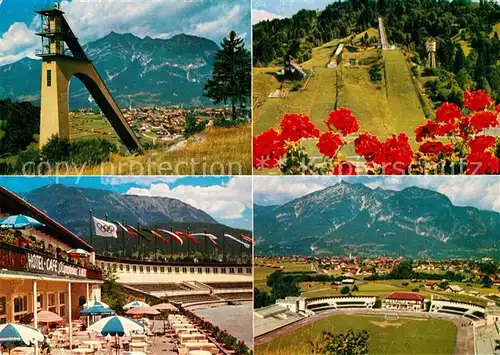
0, 242, 102, 280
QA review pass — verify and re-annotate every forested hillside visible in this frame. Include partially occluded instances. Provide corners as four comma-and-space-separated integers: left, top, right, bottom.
253, 0, 500, 102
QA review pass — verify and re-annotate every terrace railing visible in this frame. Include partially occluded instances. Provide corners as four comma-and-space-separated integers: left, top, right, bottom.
0, 242, 102, 280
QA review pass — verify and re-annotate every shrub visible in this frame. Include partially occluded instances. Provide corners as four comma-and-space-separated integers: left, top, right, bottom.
340, 286, 350, 294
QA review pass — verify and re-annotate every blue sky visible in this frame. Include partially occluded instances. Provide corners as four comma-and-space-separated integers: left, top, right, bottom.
0, 176, 252, 230
254, 176, 500, 213
0, 0, 250, 65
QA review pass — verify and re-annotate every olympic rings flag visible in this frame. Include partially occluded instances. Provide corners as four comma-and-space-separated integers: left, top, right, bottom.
92, 216, 118, 238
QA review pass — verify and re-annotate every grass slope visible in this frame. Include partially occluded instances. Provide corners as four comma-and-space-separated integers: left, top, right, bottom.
256, 314, 456, 355
64, 124, 251, 175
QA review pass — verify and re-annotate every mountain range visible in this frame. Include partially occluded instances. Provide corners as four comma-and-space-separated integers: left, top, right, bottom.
0, 32, 219, 108
22, 184, 250, 255
254, 182, 500, 259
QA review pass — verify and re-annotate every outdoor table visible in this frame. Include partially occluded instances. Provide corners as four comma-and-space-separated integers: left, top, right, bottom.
71, 349, 94, 354
179, 333, 206, 343
188, 351, 212, 355
129, 342, 148, 352
82, 340, 103, 350
11, 347, 35, 355
184, 342, 216, 350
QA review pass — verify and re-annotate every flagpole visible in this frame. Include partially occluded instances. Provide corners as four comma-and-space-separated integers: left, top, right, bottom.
137, 222, 141, 259
240, 235, 243, 265
154, 224, 158, 261
105, 213, 109, 255
204, 228, 207, 261
89, 210, 93, 247
170, 226, 173, 261
222, 230, 225, 263
122, 219, 125, 258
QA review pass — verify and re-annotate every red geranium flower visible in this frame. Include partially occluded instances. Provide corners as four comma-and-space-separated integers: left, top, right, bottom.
253, 129, 285, 169
435, 122, 456, 136
374, 133, 414, 175
496, 103, 500, 114
419, 141, 453, 155
324, 108, 360, 136
467, 152, 500, 175
436, 102, 461, 123
280, 113, 320, 142
468, 135, 496, 154
316, 131, 343, 158
470, 111, 498, 132
354, 133, 381, 162
464, 89, 493, 111
415, 120, 440, 142
332, 161, 357, 175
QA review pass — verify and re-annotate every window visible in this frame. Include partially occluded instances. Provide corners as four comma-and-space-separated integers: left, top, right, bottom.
182, 267, 187, 274
221, 268, 226, 274
160, 267, 165, 273
229, 267, 235, 274
139, 266, 144, 273
213, 268, 218, 274
0, 297, 6, 324
59, 293, 66, 317
48, 293, 56, 313
47, 69, 52, 87
133, 265, 137, 272
197, 267, 202, 274
13, 295, 28, 321
153, 267, 158, 273
174, 267, 179, 273
246, 267, 252, 274
167, 267, 172, 273
205, 267, 210, 274
146, 266, 151, 273
189, 267, 195, 274
119, 264, 123, 271
237, 267, 243, 274
37, 294, 44, 310
126, 265, 130, 272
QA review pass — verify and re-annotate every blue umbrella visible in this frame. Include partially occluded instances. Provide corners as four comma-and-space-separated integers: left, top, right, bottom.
0, 323, 44, 345
0, 215, 45, 229
80, 306, 115, 316
83, 300, 109, 309
88, 316, 144, 336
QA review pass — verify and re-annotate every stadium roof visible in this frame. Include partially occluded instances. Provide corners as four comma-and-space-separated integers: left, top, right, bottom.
387, 292, 424, 301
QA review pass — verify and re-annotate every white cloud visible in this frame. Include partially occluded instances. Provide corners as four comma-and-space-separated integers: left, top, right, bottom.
252, 8, 283, 24
101, 176, 180, 187
0, 22, 38, 65
124, 177, 252, 221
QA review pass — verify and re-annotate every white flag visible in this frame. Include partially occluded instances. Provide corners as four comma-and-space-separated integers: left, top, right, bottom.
93, 217, 118, 238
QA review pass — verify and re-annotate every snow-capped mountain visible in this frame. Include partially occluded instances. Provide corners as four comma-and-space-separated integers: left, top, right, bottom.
254, 181, 500, 258
0, 32, 219, 107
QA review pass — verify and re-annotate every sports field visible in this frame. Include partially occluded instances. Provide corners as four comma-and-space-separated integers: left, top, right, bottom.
255, 314, 457, 355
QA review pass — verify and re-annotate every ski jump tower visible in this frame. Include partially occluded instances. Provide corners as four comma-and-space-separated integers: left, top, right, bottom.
36, 3, 142, 151
426, 39, 437, 68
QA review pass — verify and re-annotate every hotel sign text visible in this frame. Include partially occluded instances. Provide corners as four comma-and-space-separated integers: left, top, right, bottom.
27, 253, 87, 278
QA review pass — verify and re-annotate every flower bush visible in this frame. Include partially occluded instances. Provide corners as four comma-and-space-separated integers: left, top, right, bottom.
253, 90, 500, 175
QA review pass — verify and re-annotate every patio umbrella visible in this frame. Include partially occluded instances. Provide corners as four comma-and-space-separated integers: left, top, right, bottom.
80, 306, 115, 316
67, 249, 90, 257
37, 310, 62, 323
152, 303, 178, 312
83, 299, 109, 309
0, 215, 45, 229
87, 316, 144, 355
123, 300, 149, 310
0, 323, 44, 352
125, 306, 160, 316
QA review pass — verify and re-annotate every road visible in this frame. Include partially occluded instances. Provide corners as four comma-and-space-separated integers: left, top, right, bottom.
378, 16, 391, 50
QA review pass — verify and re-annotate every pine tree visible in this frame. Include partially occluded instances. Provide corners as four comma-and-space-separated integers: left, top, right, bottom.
204, 31, 251, 120
453, 45, 466, 74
